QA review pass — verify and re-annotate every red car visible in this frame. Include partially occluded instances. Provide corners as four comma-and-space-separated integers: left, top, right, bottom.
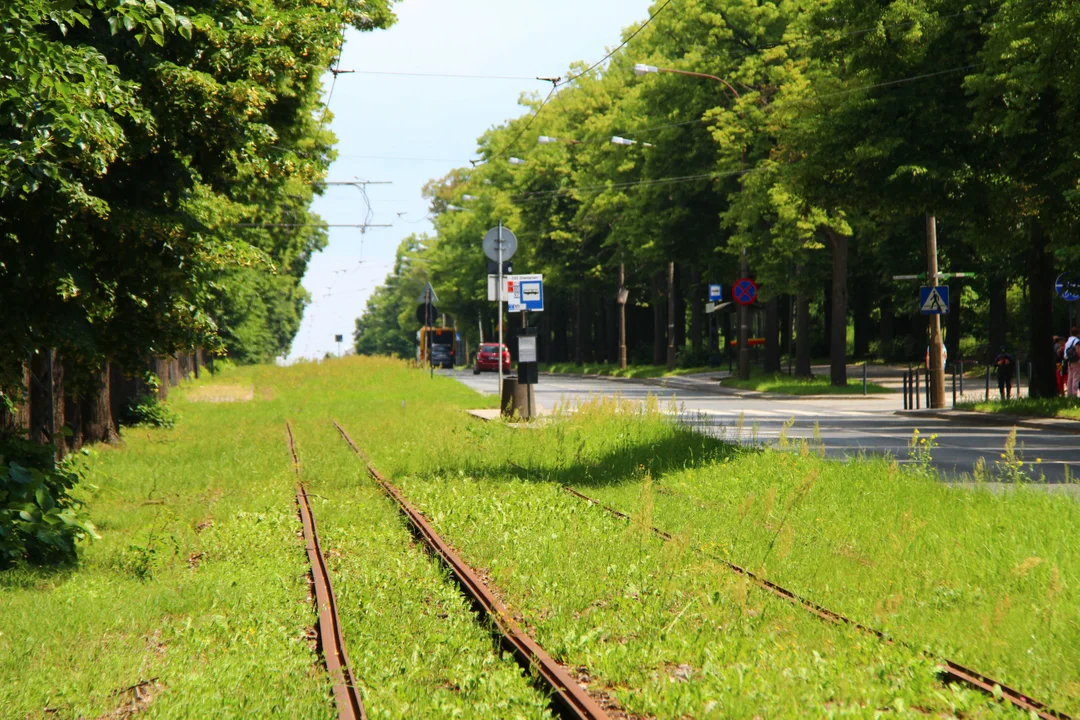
473, 343, 510, 374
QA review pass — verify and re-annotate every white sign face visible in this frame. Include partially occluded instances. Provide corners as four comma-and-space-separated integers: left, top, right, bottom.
518, 336, 538, 363
488, 275, 512, 301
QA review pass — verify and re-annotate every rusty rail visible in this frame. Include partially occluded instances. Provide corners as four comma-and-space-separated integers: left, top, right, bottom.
287, 423, 367, 720
332, 420, 609, 720
560, 485, 1070, 720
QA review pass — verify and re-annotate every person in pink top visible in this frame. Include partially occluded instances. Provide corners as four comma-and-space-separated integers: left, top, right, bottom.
1066, 328, 1080, 398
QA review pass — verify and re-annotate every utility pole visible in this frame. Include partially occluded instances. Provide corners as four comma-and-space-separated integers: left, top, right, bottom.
926, 214, 946, 409
666, 261, 677, 369
497, 222, 504, 398
618, 263, 628, 370
738, 249, 750, 381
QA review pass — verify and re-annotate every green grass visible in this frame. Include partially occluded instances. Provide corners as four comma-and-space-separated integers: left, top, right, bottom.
719, 372, 891, 395
542, 362, 718, 379
4, 357, 1077, 718
0, 387, 336, 718
957, 397, 1080, 420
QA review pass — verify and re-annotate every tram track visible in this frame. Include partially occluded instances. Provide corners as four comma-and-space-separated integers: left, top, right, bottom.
286, 423, 367, 720
558, 484, 1071, 720
331, 420, 612, 720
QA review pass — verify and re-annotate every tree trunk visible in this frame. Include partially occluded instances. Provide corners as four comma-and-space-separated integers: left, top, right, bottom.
764, 297, 780, 373
988, 275, 1008, 363
689, 267, 703, 351
574, 289, 584, 365
653, 271, 666, 365
946, 280, 962, 361
83, 363, 117, 445
29, 350, 65, 454
827, 229, 850, 386
1027, 225, 1058, 398
880, 295, 895, 358
852, 283, 871, 359
796, 291, 812, 377
779, 295, 792, 366
674, 264, 686, 349
0, 364, 31, 437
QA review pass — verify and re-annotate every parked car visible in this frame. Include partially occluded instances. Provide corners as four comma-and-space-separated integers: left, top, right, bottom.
473, 343, 510, 374
430, 343, 455, 369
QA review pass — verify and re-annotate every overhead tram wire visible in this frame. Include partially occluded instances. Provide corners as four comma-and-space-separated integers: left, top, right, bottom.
472, 0, 677, 167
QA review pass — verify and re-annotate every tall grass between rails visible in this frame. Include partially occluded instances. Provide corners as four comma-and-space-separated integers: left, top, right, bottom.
286, 418, 551, 718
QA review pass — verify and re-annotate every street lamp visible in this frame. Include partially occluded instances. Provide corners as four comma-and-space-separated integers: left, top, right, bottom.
611, 136, 654, 148
634, 60, 749, 377
462, 194, 478, 201
508, 157, 526, 166
538, 135, 581, 145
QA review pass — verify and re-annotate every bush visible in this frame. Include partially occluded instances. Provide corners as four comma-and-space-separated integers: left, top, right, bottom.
0, 437, 99, 567
121, 393, 179, 428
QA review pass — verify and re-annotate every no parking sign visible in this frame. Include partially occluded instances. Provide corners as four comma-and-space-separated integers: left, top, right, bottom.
732, 278, 758, 306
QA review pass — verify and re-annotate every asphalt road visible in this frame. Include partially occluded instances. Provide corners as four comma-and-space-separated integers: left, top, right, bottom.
447, 370, 1080, 484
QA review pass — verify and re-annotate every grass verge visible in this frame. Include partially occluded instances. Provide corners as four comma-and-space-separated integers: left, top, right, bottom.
542, 362, 717, 379
719, 372, 891, 395
956, 397, 1080, 420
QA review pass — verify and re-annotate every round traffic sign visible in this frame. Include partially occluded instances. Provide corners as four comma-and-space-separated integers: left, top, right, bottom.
483, 226, 518, 262
1056, 272, 1080, 302
415, 303, 436, 325
733, 278, 758, 306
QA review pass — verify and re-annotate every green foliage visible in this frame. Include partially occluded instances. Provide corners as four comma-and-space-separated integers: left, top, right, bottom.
958, 397, 1080, 421
0, 437, 98, 567
0, 0, 399, 398
121, 394, 179, 429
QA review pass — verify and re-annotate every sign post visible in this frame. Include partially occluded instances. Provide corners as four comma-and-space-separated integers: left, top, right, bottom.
483, 226, 518, 398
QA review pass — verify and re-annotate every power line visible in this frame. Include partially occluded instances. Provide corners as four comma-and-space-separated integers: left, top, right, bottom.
516, 168, 746, 198
559, 0, 676, 88
350, 70, 551, 81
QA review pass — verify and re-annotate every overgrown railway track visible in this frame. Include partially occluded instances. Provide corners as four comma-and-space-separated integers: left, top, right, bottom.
558, 485, 1071, 720
332, 420, 612, 720
286, 423, 367, 720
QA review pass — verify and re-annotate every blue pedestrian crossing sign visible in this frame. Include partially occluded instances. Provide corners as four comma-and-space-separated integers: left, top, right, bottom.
919, 285, 949, 315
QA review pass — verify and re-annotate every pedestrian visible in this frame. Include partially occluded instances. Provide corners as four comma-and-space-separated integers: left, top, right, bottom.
1066, 327, 1080, 398
925, 344, 948, 371
994, 346, 1016, 400
1054, 336, 1068, 396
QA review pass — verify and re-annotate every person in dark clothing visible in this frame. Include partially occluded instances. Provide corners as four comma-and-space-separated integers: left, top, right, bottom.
994, 346, 1016, 400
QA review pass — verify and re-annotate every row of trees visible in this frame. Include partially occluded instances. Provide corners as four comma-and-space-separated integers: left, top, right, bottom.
1, 0, 396, 447
357, 0, 1079, 396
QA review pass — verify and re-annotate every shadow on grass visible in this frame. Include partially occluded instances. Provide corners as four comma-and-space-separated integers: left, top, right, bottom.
472, 419, 754, 491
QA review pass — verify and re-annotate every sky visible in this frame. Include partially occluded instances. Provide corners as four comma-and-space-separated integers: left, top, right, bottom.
286, 0, 654, 362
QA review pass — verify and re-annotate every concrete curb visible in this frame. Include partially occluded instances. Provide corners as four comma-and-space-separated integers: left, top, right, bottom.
895, 409, 1080, 435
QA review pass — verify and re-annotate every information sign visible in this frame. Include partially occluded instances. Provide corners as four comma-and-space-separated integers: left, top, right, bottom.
709, 284, 723, 302
919, 285, 950, 315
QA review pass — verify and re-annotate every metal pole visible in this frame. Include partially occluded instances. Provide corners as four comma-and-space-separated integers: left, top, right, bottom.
915, 369, 921, 409
959, 361, 964, 396
862, 362, 867, 396
903, 373, 908, 410
498, 223, 504, 399
667, 261, 676, 370
1027, 362, 1032, 398
926, 214, 946, 409
427, 291, 433, 379
738, 250, 750, 380
985, 364, 990, 402
619, 263, 627, 370
952, 363, 957, 407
